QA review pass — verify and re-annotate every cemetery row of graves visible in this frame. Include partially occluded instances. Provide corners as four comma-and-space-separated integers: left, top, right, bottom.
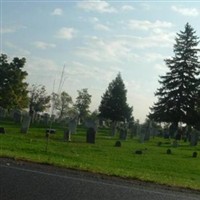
1, 107, 200, 190
0, 107, 199, 146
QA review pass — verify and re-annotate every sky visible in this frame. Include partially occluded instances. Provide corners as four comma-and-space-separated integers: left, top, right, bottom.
1, 0, 200, 123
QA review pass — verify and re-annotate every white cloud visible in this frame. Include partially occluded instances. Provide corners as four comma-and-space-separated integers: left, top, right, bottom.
116, 31, 175, 49
127, 20, 173, 31
94, 23, 110, 31
5, 41, 31, 56
1, 27, 16, 34
76, 37, 133, 62
145, 53, 165, 62
33, 41, 56, 49
51, 8, 63, 16
1, 25, 26, 34
171, 5, 199, 17
77, 0, 117, 13
56, 27, 76, 40
122, 5, 135, 11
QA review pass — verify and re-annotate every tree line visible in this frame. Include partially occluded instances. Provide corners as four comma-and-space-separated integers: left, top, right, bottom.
1, 22, 200, 133
0, 54, 133, 128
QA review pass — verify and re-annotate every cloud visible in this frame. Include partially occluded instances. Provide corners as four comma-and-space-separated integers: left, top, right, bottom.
33, 41, 56, 49
116, 31, 175, 49
76, 37, 133, 62
77, 0, 117, 13
127, 20, 173, 31
94, 23, 110, 31
55, 27, 76, 39
1, 27, 16, 34
122, 5, 135, 11
145, 53, 165, 62
1, 25, 26, 34
171, 5, 199, 16
51, 8, 63, 16
5, 41, 31, 56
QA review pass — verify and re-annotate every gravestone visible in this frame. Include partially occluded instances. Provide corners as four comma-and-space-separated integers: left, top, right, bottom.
169, 123, 177, 138
130, 124, 137, 139
85, 119, 97, 131
42, 113, 50, 125
114, 141, 121, 147
190, 129, 199, 146
139, 125, 146, 143
86, 127, 96, 144
13, 109, 22, 123
69, 117, 78, 134
20, 115, 31, 133
192, 152, 198, 158
0, 127, 6, 134
0, 107, 6, 119
119, 127, 127, 140
64, 129, 70, 142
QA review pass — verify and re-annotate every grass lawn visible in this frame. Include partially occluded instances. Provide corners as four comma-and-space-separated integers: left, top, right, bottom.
1, 120, 200, 190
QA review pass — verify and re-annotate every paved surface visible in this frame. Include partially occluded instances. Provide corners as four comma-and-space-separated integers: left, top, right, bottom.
0, 159, 200, 200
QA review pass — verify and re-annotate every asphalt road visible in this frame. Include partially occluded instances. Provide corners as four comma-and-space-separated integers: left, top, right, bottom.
0, 159, 200, 200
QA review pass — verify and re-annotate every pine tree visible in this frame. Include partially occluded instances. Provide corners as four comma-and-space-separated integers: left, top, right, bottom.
149, 23, 200, 126
99, 73, 133, 135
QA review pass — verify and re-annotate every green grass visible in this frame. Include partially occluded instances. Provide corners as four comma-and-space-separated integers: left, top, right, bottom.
1, 120, 200, 190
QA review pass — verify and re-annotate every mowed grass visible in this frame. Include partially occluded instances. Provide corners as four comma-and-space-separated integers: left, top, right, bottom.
1, 120, 200, 190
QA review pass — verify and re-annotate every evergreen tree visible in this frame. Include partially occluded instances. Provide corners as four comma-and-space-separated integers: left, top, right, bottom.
0, 54, 29, 110
149, 23, 200, 126
99, 73, 133, 134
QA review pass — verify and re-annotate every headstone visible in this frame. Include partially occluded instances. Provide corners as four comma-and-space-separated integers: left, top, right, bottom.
139, 125, 146, 143
192, 152, 198, 158
169, 123, 177, 138
135, 150, 143, 154
64, 129, 71, 142
85, 119, 98, 131
0, 107, 6, 119
119, 127, 127, 140
13, 109, 22, 123
20, 115, 31, 133
42, 113, 50, 125
0, 127, 6, 134
172, 140, 178, 147
69, 117, 78, 134
130, 124, 137, 139
163, 128, 170, 139
166, 149, 172, 154
175, 129, 182, 141
190, 129, 199, 146
86, 127, 96, 144
114, 141, 121, 147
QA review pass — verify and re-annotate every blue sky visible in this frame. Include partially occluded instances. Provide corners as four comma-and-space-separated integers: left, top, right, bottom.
1, 0, 200, 123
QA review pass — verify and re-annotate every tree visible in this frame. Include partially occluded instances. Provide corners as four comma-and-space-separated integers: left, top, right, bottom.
53, 91, 73, 120
99, 73, 133, 135
0, 54, 29, 110
74, 88, 91, 123
29, 84, 50, 116
149, 23, 200, 127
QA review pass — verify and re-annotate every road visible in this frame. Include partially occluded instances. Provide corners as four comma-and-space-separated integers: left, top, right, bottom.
0, 159, 200, 200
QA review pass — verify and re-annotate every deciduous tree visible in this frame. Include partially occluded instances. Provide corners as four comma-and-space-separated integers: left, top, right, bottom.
0, 54, 29, 110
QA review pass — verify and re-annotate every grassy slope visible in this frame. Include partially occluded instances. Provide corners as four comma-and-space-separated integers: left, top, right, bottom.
0, 120, 200, 190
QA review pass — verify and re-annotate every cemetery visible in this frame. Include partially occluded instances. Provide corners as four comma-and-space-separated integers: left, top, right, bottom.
0, 115, 200, 191
1, 23, 200, 192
